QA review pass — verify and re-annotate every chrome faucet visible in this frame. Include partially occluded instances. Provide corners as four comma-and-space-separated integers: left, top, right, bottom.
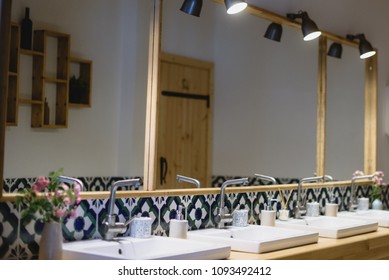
102, 178, 140, 241
215, 178, 249, 229
255, 174, 277, 209
293, 175, 333, 219
58, 176, 84, 191
348, 174, 374, 212
176, 175, 201, 188
254, 173, 277, 185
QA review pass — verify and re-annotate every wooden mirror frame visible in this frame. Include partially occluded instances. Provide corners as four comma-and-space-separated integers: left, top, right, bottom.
0, 0, 377, 201
143, 0, 377, 190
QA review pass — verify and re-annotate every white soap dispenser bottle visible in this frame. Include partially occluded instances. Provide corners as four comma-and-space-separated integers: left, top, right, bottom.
169, 205, 188, 239
261, 198, 277, 226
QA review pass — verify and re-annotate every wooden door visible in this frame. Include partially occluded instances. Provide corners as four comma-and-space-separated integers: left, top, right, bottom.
156, 53, 213, 189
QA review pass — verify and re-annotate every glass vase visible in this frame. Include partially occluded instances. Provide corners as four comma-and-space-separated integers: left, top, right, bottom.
372, 198, 383, 210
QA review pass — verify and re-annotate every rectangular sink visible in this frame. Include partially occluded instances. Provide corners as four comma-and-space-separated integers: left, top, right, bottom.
275, 216, 378, 238
62, 235, 230, 260
337, 210, 389, 227
186, 225, 318, 253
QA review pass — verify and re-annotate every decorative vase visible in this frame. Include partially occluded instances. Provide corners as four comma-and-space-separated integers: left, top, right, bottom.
39, 221, 63, 260
20, 7, 33, 49
372, 198, 383, 210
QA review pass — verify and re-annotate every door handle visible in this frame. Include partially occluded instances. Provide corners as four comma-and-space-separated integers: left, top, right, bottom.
160, 157, 168, 185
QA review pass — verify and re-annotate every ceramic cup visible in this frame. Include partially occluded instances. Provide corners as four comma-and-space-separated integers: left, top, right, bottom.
325, 203, 338, 217
306, 202, 320, 217
130, 217, 152, 238
278, 209, 290, 221
232, 209, 248, 227
357, 197, 369, 211
261, 210, 276, 226
169, 219, 188, 239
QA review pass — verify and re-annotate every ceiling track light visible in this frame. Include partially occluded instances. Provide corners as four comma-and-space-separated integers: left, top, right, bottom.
346, 34, 376, 59
327, 42, 342, 59
286, 11, 321, 41
264, 22, 283, 42
180, 0, 203, 17
224, 0, 247, 15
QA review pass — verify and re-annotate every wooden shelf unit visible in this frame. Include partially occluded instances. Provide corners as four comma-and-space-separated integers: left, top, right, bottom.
6, 23, 20, 126
31, 30, 70, 128
69, 57, 92, 107
6, 25, 92, 128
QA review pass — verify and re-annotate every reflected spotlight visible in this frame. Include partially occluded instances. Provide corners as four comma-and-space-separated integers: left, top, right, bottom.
346, 34, 376, 59
264, 22, 283, 42
327, 42, 342, 59
287, 11, 321, 41
180, 0, 203, 17
224, 0, 247, 15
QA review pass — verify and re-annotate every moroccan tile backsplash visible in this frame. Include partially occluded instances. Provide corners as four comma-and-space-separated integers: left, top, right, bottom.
0, 175, 386, 259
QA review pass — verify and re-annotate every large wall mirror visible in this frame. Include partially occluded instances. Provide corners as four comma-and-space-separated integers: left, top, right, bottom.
158, 0, 318, 188
0, 0, 377, 198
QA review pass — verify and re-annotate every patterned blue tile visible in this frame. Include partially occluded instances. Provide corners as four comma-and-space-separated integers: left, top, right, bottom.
252, 192, 267, 224
0, 202, 19, 259
4, 177, 35, 193
206, 194, 218, 227
63, 200, 97, 241
19, 219, 44, 259
187, 195, 210, 230
131, 197, 159, 235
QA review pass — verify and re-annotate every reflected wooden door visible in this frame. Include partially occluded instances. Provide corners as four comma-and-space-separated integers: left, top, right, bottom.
156, 53, 213, 189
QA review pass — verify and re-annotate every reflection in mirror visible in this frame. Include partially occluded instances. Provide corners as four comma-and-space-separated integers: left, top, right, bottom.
326, 42, 364, 179
159, 0, 318, 187
3, 0, 151, 192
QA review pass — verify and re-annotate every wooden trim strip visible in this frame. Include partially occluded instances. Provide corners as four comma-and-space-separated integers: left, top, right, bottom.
0, 179, 372, 202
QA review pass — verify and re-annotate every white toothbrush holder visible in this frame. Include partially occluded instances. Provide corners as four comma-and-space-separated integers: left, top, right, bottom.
130, 217, 152, 238
169, 219, 188, 239
232, 209, 249, 227
325, 202, 338, 217
358, 197, 369, 211
306, 202, 320, 217
261, 210, 276, 226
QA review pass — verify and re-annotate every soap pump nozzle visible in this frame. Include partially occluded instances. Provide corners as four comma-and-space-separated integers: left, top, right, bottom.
266, 198, 278, 211
176, 205, 184, 220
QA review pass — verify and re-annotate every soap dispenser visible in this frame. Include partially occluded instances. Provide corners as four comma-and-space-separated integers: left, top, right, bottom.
260, 197, 277, 226
169, 205, 188, 239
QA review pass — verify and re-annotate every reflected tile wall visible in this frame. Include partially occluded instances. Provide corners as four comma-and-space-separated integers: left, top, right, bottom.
0, 175, 386, 259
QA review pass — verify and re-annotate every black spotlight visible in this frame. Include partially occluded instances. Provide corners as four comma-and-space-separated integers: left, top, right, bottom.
287, 11, 321, 41
346, 34, 376, 59
327, 42, 342, 59
264, 22, 283, 42
180, 0, 203, 17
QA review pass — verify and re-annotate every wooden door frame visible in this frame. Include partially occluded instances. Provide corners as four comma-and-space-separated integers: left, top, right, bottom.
156, 52, 214, 189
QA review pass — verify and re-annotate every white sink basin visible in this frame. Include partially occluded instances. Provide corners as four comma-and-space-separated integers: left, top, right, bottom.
275, 216, 378, 238
62, 235, 230, 260
186, 225, 318, 253
338, 210, 389, 227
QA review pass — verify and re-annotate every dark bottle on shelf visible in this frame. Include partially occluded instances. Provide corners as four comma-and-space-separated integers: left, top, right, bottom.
44, 98, 50, 125
20, 7, 33, 50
